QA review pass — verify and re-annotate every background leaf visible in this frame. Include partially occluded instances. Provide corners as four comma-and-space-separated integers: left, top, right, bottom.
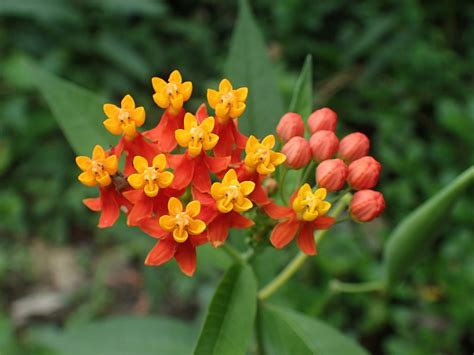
289, 54, 313, 118
31, 316, 195, 355
260, 304, 369, 355
225, 0, 284, 138
20, 58, 115, 155
383, 166, 474, 286
194, 264, 257, 355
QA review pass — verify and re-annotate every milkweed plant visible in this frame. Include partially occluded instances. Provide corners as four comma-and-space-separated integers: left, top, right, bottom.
31, 1, 473, 353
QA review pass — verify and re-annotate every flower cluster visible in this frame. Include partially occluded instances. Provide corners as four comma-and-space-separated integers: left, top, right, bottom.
75, 70, 385, 276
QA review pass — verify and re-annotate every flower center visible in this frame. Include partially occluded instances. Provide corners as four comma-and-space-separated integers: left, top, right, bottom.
91, 160, 105, 176
118, 109, 130, 123
143, 167, 158, 182
256, 147, 269, 162
166, 83, 178, 96
220, 92, 234, 106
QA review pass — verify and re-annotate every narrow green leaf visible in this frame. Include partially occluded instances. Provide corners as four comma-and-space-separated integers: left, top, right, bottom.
289, 55, 313, 118
32, 316, 195, 355
19, 57, 114, 155
194, 264, 258, 355
260, 304, 369, 355
384, 166, 474, 286
225, 0, 284, 138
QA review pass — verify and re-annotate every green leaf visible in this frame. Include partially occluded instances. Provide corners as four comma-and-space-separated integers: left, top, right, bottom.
384, 166, 474, 286
19, 58, 115, 155
32, 316, 195, 355
289, 55, 313, 118
260, 304, 369, 355
225, 0, 284, 138
194, 264, 258, 355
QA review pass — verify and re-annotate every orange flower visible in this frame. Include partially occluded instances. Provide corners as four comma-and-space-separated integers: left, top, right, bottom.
144, 198, 207, 276
266, 184, 335, 255
152, 70, 192, 115
103, 95, 145, 140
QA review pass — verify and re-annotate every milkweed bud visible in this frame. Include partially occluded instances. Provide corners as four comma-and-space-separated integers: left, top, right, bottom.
338, 132, 370, 163
309, 130, 339, 162
308, 107, 338, 133
276, 112, 305, 142
350, 190, 385, 222
281, 136, 311, 169
347, 156, 381, 190
316, 159, 347, 192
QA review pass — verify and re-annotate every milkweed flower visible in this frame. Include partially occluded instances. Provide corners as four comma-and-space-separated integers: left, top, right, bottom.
144, 70, 192, 152
75, 145, 131, 228
103, 94, 146, 141
350, 190, 385, 222
267, 184, 335, 255
103, 95, 159, 176
207, 79, 248, 158
199, 169, 255, 247
281, 136, 311, 169
168, 109, 229, 193
338, 132, 370, 163
122, 154, 177, 226
309, 130, 339, 162
316, 158, 348, 192
276, 112, 305, 142
308, 107, 338, 133
239, 134, 286, 205
347, 156, 381, 190
144, 198, 207, 276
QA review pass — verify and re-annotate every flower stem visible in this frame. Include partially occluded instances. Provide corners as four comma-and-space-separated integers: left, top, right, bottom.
258, 192, 352, 300
220, 243, 245, 264
329, 279, 385, 293
279, 167, 288, 203
298, 161, 316, 186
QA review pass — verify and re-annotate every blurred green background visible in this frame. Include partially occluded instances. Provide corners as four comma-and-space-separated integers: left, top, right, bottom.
1, 0, 473, 354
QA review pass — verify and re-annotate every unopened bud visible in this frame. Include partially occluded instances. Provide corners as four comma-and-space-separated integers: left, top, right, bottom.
347, 156, 381, 190
309, 130, 339, 162
350, 190, 385, 222
338, 132, 370, 163
276, 112, 305, 142
262, 177, 278, 195
308, 107, 338, 133
282, 136, 311, 169
316, 159, 347, 192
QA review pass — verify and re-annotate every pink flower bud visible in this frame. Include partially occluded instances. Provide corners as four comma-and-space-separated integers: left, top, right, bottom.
309, 130, 339, 162
350, 190, 385, 222
308, 107, 338, 133
338, 132, 370, 163
347, 156, 381, 190
281, 136, 311, 169
276, 112, 305, 142
316, 159, 347, 192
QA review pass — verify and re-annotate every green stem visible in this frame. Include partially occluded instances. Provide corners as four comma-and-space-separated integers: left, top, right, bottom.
298, 161, 316, 186
258, 192, 353, 300
279, 167, 288, 203
329, 280, 385, 293
220, 243, 245, 264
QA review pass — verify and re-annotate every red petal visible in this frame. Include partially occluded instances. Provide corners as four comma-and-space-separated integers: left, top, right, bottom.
98, 186, 120, 228
192, 157, 212, 193
127, 195, 154, 226
145, 237, 176, 266
198, 204, 219, 224
213, 120, 234, 157
83, 197, 101, 212
110, 139, 124, 157
190, 234, 208, 247
139, 217, 168, 238
122, 189, 146, 204
270, 219, 299, 249
312, 216, 336, 229
192, 189, 215, 206
175, 241, 197, 276
204, 154, 231, 174
249, 184, 270, 206
230, 212, 254, 229
152, 194, 171, 218
143, 109, 184, 152
230, 120, 248, 149
195, 104, 209, 123
296, 222, 317, 255
170, 154, 195, 190
262, 201, 293, 219
207, 214, 230, 247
